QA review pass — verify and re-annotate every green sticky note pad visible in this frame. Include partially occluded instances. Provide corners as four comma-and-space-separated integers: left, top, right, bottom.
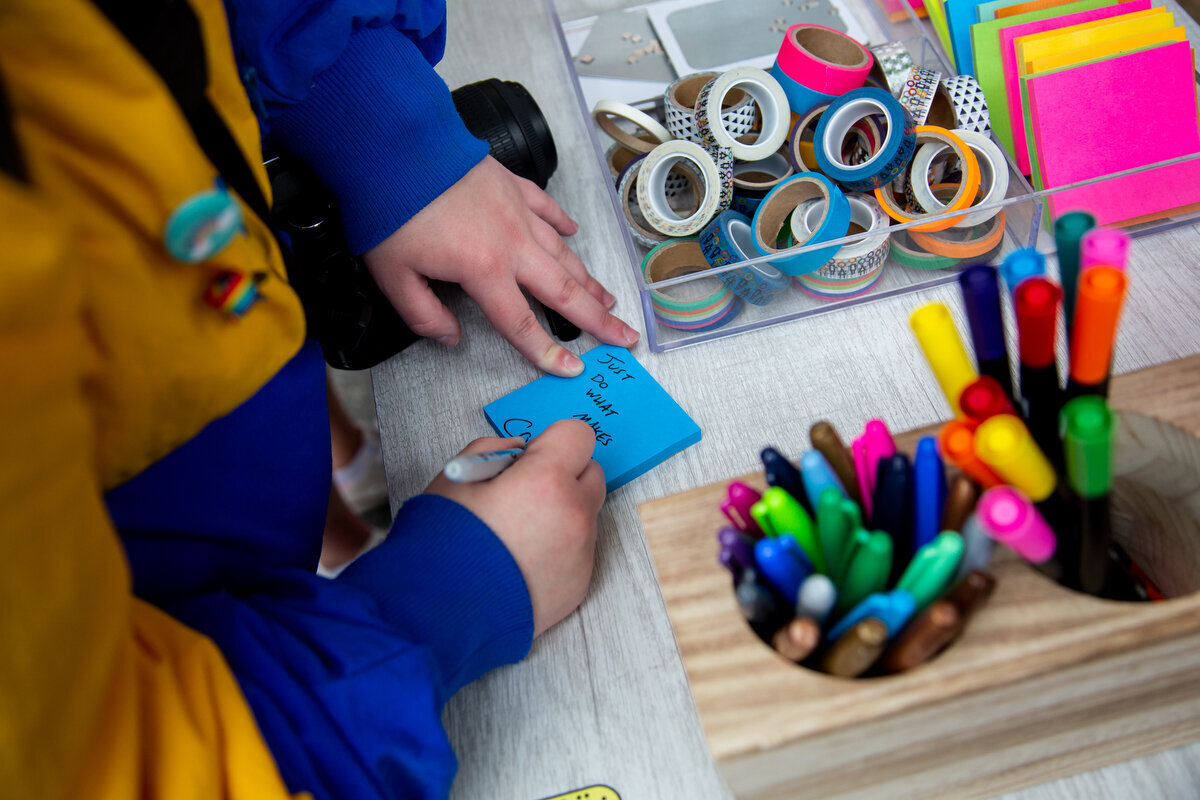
483, 345, 700, 492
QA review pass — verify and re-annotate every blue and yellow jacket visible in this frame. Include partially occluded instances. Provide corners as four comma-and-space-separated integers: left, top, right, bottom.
0, 1, 532, 798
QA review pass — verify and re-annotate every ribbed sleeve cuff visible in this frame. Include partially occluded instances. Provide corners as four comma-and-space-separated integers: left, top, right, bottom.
269, 25, 489, 254
336, 494, 533, 697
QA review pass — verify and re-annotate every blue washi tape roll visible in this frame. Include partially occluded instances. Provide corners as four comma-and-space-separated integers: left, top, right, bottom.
814, 87, 915, 192
749, 172, 851, 276
769, 61, 836, 116
699, 210, 790, 306
729, 194, 764, 218
641, 238, 743, 332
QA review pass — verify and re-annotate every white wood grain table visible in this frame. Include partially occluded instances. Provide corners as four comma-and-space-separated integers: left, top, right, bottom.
370, 1, 1200, 797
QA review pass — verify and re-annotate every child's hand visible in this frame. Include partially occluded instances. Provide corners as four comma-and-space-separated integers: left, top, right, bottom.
362, 156, 639, 377
425, 419, 605, 635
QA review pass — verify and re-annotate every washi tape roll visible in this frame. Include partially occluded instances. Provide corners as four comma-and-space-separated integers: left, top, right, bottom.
642, 238, 743, 331
616, 154, 701, 250
796, 265, 884, 299
909, 129, 1008, 227
873, 126, 978, 232
636, 140, 724, 237
909, 185, 1007, 258
769, 61, 837, 116
711, 145, 735, 214
869, 42, 914, 95
729, 194, 764, 218
695, 67, 791, 161
607, 142, 688, 197
814, 88, 916, 191
699, 210, 790, 306
941, 75, 991, 134
592, 99, 672, 154
788, 106, 884, 175
895, 67, 943, 127
664, 72, 757, 144
733, 150, 795, 198
791, 193, 891, 281
889, 229, 966, 270
750, 172, 851, 276
774, 24, 873, 96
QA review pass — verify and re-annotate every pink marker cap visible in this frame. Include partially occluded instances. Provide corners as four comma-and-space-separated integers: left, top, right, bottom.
862, 419, 897, 495
720, 481, 763, 536
1080, 228, 1130, 272
851, 435, 874, 519
976, 486, 1057, 564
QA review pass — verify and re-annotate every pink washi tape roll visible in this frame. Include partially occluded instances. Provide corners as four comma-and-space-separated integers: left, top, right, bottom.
773, 24, 873, 97
976, 486, 1058, 564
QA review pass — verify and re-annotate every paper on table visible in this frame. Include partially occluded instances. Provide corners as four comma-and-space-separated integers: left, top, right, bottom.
1025, 40, 1200, 225
1008, 5, 1166, 173
483, 345, 701, 492
944, 0, 990, 75
926, 0, 957, 69
970, 0, 1132, 163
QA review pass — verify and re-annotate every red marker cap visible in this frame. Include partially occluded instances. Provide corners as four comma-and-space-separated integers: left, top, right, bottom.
959, 375, 1016, 423
1014, 278, 1061, 369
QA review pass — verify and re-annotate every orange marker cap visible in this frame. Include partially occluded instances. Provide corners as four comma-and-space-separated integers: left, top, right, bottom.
973, 414, 1057, 501
937, 419, 1004, 488
910, 303, 978, 417
1069, 266, 1127, 386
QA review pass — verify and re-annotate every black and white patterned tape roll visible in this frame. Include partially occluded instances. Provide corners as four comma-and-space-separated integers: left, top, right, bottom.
869, 42, 914, 95
617, 154, 702, 250
941, 75, 992, 134
607, 142, 688, 197
895, 66, 943, 127
695, 67, 791, 161
664, 72, 758, 145
909, 128, 1008, 227
636, 140, 725, 237
791, 193, 890, 280
592, 99, 672, 154
710, 145, 735, 213
699, 210, 790, 306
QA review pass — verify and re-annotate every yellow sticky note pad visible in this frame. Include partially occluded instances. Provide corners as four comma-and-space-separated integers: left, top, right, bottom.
1025, 26, 1186, 73
1014, 7, 1171, 68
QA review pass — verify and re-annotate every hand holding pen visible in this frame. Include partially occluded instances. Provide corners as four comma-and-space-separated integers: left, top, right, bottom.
427, 420, 605, 636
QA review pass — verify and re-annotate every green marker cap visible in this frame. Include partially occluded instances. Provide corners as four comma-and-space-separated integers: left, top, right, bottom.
1060, 396, 1116, 499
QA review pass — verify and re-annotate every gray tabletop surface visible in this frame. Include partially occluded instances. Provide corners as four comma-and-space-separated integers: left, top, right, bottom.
370, 1, 1200, 797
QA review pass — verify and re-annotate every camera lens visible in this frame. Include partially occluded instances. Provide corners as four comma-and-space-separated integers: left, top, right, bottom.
451, 78, 557, 189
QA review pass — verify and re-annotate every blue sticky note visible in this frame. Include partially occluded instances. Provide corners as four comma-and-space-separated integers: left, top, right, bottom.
944, 0, 989, 76
483, 345, 700, 492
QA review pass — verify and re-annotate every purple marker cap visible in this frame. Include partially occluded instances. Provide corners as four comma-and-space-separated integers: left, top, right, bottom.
1080, 227, 1130, 272
720, 481, 763, 536
976, 486, 1057, 564
717, 526, 756, 575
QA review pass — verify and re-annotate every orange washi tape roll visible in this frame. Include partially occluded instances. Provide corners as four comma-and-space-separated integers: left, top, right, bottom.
909, 185, 1006, 258
874, 126, 979, 232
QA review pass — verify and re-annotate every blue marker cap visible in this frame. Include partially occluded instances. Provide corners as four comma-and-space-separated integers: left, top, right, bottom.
872, 454, 913, 577
958, 264, 1007, 361
799, 450, 847, 511
912, 437, 947, 551
1000, 248, 1045, 295
826, 589, 918, 642
761, 447, 809, 513
754, 536, 812, 605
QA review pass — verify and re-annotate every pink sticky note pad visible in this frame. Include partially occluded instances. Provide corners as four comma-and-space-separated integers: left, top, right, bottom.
1026, 40, 1200, 225
1000, 0, 1150, 175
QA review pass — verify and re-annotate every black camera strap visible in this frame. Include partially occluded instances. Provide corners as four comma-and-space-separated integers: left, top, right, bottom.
92, 0, 274, 233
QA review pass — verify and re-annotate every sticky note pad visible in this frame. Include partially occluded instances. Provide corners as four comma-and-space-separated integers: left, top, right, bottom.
1009, 6, 1168, 173
1025, 40, 1200, 225
483, 346, 700, 492
971, 0, 1139, 164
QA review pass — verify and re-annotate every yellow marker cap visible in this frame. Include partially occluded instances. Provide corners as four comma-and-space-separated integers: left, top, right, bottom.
910, 303, 978, 417
973, 414, 1057, 501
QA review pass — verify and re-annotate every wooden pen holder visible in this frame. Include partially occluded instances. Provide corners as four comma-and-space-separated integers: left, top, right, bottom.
638, 356, 1200, 799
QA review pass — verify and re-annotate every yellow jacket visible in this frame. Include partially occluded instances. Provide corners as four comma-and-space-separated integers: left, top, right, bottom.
1, 0, 305, 796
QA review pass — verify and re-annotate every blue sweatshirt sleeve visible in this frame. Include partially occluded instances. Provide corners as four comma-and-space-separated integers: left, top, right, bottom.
221, 1, 489, 253
170, 494, 533, 799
